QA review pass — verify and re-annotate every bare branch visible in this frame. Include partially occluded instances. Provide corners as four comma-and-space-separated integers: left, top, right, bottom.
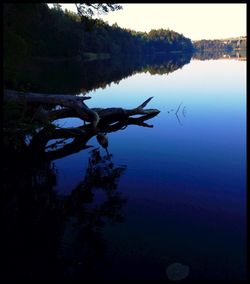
137, 97, 154, 109
175, 102, 182, 115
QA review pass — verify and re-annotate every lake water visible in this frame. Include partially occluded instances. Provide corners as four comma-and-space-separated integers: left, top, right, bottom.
53, 56, 246, 281
3, 54, 246, 282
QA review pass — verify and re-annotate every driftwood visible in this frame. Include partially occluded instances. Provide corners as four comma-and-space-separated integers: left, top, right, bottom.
4, 89, 160, 127
4, 89, 160, 161
4, 89, 99, 126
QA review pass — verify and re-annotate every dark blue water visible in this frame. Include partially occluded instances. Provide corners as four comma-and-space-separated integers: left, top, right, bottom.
52, 58, 246, 281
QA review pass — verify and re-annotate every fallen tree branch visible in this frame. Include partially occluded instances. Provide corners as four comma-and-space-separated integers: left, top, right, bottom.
4, 90, 160, 129
4, 89, 99, 127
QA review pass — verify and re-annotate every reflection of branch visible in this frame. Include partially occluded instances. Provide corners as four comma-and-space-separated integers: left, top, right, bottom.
182, 106, 186, 117
174, 103, 187, 125
29, 111, 160, 161
175, 113, 183, 126
45, 139, 93, 161
175, 102, 183, 126
45, 138, 69, 150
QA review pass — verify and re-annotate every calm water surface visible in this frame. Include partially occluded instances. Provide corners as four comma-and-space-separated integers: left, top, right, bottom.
3, 55, 246, 282
53, 58, 246, 281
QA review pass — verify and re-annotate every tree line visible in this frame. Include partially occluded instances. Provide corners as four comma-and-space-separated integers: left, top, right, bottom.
4, 3, 194, 68
193, 39, 234, 52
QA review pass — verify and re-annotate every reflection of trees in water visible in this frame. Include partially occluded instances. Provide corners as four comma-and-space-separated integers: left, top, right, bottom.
2, 146, 127, 282
144, 53, 192, 75
58, 148, 127, 281
2, 155, 60, 281
193, 49, 246, 61
9, 52, 192, 94
2, 112, 158, 282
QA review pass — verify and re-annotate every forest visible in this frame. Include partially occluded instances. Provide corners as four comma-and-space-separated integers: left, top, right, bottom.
4, 3, 194, 90
193, 39, 234, 52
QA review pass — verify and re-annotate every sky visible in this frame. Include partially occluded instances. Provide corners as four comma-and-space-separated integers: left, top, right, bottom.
48, 3, 246, 41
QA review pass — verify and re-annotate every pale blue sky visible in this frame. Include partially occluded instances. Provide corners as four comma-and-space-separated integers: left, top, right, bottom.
48, 3, 246, 40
